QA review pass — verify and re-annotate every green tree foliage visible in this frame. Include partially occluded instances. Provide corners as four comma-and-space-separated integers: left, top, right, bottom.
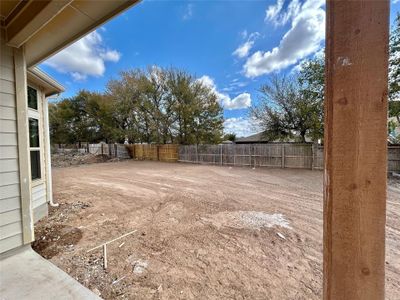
223, 133, 236, 142
49, 90, 112, 145
251, 15, 398, 143
250, 75, 322, 143
297, 53, 325, 141
389, 13, 400, 126
50, 66, 224, 145
166, 69, 223, 144
389, 13, 400, 103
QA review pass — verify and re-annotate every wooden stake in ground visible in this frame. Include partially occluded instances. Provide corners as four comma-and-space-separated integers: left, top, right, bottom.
103, 244, 107, 269
87, 230, 137, 270
324, 1, 389, 299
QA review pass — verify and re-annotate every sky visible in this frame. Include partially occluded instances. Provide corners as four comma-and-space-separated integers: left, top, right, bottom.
40, 0, 400, 137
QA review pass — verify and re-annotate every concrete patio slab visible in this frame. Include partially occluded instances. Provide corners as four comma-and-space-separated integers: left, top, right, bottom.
0, 246, 101, 300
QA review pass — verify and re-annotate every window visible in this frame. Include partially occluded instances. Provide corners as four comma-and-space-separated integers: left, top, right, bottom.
29, 118, 39, 147
28, 86, 38, 110
30, 150, 41, 180
27, 86, 41, 180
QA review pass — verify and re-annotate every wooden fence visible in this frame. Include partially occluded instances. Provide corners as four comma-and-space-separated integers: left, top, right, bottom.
388, 145, 400, 173
126, 144, 178, 162
54, 142, 399, 172
178, 143, 400, 172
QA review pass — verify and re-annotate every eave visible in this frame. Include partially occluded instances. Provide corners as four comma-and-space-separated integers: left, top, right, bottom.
1, 0, 140, 67
27, 67, 64, 97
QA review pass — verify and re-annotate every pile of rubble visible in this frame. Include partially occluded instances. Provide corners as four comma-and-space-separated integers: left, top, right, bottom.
52, 150, 117, 168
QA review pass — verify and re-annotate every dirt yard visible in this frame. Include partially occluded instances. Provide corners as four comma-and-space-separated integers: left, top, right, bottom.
33, 161, 400, 300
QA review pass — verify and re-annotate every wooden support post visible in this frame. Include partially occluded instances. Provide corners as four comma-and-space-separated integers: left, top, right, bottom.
324, 1, 389, 299
103, 244, 107, 269
281, 144, 285, 169
14, 46, 34, 244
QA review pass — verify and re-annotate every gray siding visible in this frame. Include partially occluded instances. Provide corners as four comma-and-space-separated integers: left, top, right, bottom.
32, 183, 47, 208
0, 30, 24, 253
32, 183, 48, 222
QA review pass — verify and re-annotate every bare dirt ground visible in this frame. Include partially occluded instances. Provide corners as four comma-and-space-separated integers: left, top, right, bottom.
33, 161, 400, 300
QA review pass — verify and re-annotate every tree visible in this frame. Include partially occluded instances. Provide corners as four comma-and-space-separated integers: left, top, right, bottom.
106, 66, 224, 144
49, 102, 73, 145
389, 12, 400, 102
223, 133, 236, 142
49, 90, 118, 145
107, 69, 155, 143
250, 75, 322, 143
389, 13, 400, 125
250, 14, 398, 144
165, 68, 223, 144
50, 66, 224, 145
297, 53, 325, 141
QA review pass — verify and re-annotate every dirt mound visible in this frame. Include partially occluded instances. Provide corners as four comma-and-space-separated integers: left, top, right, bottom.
52, 152, 115, 168
204, 211, 292, 230
32, 224, 83, 258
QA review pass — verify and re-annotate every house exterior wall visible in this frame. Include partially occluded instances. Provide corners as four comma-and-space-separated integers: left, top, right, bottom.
0, 29, 24, 253
0, 31, 50, 254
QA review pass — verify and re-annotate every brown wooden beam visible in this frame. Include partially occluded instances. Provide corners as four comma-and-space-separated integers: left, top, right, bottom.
6, 0, 72, 48
324, 0, 390, 299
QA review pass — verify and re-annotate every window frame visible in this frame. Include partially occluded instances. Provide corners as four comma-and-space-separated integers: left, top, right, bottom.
27, 84, 44, 185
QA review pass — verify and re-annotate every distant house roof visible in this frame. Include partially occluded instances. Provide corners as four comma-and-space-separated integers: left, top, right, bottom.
221, 140, 234, 144
235, 132, 313, 144
235, 132, 269, 144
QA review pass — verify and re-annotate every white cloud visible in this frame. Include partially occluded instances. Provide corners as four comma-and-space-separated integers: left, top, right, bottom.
393, 0, 399, 4
197, 75, 251, 110
244, 0, 325, 77
227, 93, 252, 110
183, 4, 193, 20
222, 79, 248, 92
265, 0, 301, 27
233, 41, 254, 58
100, 50, 120, 62
224, 117, 259, 137
44, 30, 121, 81
233, 32, 260, 58
265, 0, 284, 23
291, 47, 325, 73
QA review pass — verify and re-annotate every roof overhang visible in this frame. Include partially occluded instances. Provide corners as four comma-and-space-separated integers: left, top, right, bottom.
27, 67, 65, 97
1, 0, 139, 67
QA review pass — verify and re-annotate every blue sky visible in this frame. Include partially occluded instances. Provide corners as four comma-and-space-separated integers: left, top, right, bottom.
41, 0, 400, 137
